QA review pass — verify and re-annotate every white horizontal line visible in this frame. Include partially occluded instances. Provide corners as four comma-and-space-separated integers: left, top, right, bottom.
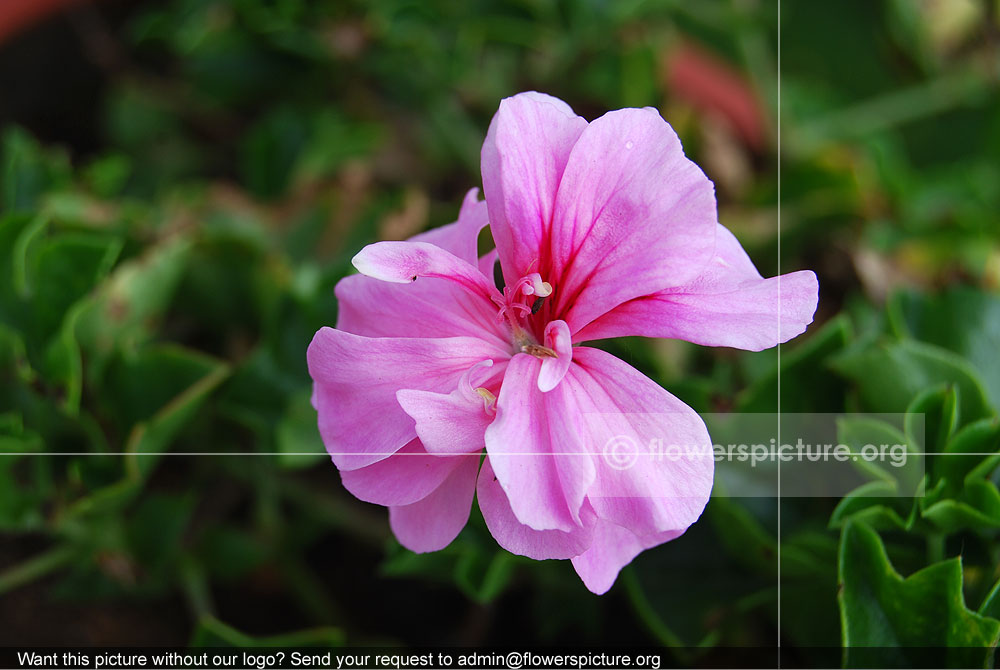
0, 452, 993, 457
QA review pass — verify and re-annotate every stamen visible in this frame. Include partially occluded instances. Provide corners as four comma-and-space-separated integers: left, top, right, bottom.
493, 271, 553, 331
475, 387, 497, 414
520, 273, 552, 298
522, 344, 558, 358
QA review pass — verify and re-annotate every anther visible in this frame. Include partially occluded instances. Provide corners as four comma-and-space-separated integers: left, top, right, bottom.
475, 387, 497, 414
519, 273, 553, 298
522, 344, 558, 358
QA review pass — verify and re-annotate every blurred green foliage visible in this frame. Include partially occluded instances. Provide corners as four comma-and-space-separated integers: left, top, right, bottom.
2, 0, 1000, 665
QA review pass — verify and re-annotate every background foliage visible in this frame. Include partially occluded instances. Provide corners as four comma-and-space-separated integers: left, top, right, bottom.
1, 0, 1000, 666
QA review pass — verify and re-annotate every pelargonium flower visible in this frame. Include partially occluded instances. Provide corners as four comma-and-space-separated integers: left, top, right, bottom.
308, 92, 818, 594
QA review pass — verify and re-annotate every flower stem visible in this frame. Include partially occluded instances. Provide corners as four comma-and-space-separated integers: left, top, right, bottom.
179, 555, 215, 619
622, 567, 690, 663
0, 544, 76, 595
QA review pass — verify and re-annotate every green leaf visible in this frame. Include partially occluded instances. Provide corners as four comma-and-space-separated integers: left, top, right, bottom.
921, 479, 1000, 533
889, 287, 1000, 410
737, 314, 852, 412
978, 576, 1000, 621
380, 534, 515, 605
838, 521, 1000, 668
127, 492, 197, 570
0, 213, 37, 315
241, 107, 310, 200
453, 547, 515, 604
32, 232, 122, 324
904, 384, 958, 461
1, 128, 72, 213
836, 416, 921, 492
937, 418, 1000, 495
777, 530, 842, 648
44, 300, 90, 414
707, 495, 777, 577
275, 389, 326, 469
122, 348, 231, 479
11, 223, 123, 369
625, 505, 780, 650
830, 338, 992, 424
0, 414, 47, 531
829, 480, 912, 532
198, 527, 269, 582
83, 154, 133, 198
9, 215, 48, 302
75, 235, 192, 382
57, 476, 143, 526
106, 345, 225, 426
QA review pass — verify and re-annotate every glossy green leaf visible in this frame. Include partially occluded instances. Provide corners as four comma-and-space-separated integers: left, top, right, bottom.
838, 521, 1000, 668
978, 577, 1000, 621
890, 287, 1000, 410
921, 479, 1000, 533
829, 480, 913, 532
830, 338, 992, 424
937, 418, 1000, 496
836, 416, 920, 491
904, 384, 958, 462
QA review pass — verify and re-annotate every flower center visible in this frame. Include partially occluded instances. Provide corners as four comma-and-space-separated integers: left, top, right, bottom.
491, 272, 554, 354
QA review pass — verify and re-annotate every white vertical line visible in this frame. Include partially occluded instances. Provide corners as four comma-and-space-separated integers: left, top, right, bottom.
776, 0, 783, 664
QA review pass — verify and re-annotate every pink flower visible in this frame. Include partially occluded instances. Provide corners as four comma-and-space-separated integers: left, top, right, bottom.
308, 92, 818, 594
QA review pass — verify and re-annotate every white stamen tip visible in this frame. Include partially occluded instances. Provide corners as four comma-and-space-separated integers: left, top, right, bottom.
522, 273, 552, 297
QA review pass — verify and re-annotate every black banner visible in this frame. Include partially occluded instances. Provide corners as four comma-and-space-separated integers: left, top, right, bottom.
1, 647, 786, 670
3, 646, 993, 669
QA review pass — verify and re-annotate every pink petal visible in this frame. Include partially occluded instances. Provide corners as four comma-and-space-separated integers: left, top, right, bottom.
335, 273, 507, 344
484, 354, 595, 531
340, 439, 469, 506
396, 359, 505, 455
352, 240, 499, 304
477, 457, 595, 560
389, 453, 481, 553
478, 248, 499, 280
571, 520, 686, 595
408, 188, 488, 265
481, 92, 588, 286
575, 224, 819, 350
307, 328, 506, 470
567, 346, 714, 537
548, 107, 717, 332
336, 194, 505, 343
537, 319, 572, 393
